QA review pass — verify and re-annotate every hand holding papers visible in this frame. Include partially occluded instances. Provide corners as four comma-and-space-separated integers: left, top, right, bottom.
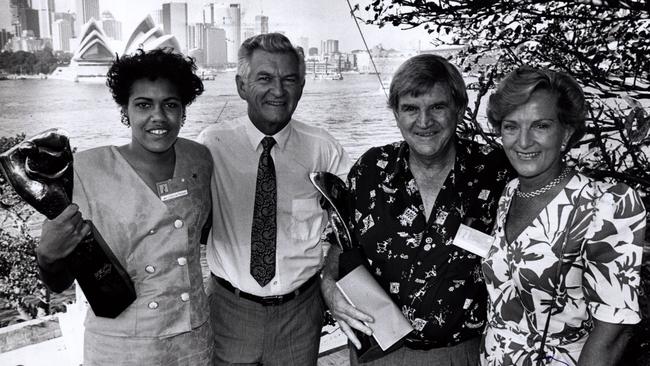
310, 172, 413, 360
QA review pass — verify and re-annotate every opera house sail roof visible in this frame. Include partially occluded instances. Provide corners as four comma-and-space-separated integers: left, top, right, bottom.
51, 16, 181, 81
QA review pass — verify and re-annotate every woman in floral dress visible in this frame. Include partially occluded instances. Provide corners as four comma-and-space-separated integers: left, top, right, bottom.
480, 66, 646, 366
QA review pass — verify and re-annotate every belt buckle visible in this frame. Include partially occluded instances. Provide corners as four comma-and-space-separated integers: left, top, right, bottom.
260, 295, 285, 306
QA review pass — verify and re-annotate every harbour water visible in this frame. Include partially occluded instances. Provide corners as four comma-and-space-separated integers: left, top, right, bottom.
0, 72, 404, 160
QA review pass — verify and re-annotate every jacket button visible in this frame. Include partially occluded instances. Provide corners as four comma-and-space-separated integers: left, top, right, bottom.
145, 265, 155, 273
148, 301, 159, 309
180, 293, 190, 302
174, 219, 184, 229
425, 237, 433, 244
177, 257, 187, 266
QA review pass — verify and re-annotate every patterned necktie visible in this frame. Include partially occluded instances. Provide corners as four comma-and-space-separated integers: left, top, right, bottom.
250, 136, 277, 287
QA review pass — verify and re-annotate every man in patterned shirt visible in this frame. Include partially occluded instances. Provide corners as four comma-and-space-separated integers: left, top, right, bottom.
320, 54, 513, 365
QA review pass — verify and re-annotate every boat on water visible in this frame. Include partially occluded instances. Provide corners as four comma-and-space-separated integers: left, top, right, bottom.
313, 72, 343, 81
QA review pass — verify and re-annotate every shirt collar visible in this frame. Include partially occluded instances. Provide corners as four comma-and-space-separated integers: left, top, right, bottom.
244, 117, 293, 152
393, 137, 462, 182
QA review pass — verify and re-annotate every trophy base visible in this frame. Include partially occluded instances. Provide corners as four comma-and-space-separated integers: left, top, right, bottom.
66, 222, 136, 318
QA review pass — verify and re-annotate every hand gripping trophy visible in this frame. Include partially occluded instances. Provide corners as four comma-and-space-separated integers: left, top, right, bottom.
0, 129, 135, 318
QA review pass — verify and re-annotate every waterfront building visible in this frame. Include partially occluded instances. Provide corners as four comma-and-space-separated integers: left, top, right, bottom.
6, 30, 49, 52
254, 14, 268, 35
35, 0, 55, 39
205, 26, 227, 67
52, 18, 72, 51
213, 3, 240, 64
51, 19, 113, 81
162, 2, 188, 53
74, 0, 99, 37
52, 16, 181, 81
100, 11, 121, 41
123, 15, 180, 55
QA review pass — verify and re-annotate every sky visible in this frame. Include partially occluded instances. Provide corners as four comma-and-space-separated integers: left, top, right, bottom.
53, 0, 435, 52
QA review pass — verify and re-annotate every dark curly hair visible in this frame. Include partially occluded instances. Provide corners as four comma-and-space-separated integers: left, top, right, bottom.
106, 48, 204, 107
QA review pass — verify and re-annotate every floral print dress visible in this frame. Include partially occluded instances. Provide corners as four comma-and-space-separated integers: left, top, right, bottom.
481, 173, 645, 366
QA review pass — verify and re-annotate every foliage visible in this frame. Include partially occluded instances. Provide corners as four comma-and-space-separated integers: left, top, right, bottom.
355, 1, 650, 364
0, 48, 71, 75
0, 134, 49, 322
356, 0, 650, 197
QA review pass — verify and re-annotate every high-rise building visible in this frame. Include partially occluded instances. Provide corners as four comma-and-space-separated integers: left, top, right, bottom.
75, 0, 99, 35
101, 11, 121, 40
55, 12, 76, 37
52, 18, 72, 51
151, 9, 163, 26
322, 39, 339, 55
35, 0, 55, 39
297, 37, 308, 54
203, 3, 214, 26
19, 7, 39, 38
9, 0, 29, 35
0, 1, 13, 48
162, 2, 188, 53
308, 47, 318, 56
213, 3, 240, 64
205, 26, 227, 66
254, 15, 267, 35
242, 26, 254, 41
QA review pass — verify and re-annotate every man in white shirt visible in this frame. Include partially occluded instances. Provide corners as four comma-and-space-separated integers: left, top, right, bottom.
198, 33, 351, 365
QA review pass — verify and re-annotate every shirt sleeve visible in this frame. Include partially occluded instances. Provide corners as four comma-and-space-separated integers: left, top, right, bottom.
582, 182, 646, 324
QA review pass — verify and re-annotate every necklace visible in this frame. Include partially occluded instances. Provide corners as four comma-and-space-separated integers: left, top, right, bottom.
515, 166, 572, 199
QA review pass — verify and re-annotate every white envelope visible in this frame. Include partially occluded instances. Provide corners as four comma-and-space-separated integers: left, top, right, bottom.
336, 265, 414, 350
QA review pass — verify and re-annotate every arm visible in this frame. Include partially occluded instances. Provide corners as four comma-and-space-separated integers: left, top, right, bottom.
579, 183, 646, 364
320, 241, 374, 349
35, 204, 91, 292
577, 320, 633, 366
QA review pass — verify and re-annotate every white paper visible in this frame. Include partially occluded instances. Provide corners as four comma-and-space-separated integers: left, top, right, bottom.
336, 266, 413, 350
452, 224, 494, 258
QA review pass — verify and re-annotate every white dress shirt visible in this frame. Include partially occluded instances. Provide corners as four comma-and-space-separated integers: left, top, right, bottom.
198, 117, 351, 296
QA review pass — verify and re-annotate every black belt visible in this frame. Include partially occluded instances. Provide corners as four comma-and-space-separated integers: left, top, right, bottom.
213, 274, 318, 306
404, 336, 437, 350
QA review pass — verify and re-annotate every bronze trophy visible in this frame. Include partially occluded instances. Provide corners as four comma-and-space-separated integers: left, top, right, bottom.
0, 129, 135, 318
310, 172, 413, 362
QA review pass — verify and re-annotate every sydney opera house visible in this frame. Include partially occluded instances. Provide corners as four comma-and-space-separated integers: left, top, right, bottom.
51, 16, 181, 82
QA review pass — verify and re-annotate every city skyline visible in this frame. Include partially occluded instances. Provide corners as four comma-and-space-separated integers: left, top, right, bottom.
52, 0, 434, 52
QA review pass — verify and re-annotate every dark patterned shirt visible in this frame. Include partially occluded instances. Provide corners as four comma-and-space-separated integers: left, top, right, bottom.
346, 138, 512, 347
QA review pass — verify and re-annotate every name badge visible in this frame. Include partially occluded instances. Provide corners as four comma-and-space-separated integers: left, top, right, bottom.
156, 177, 189, 202
452, 224, 494, 258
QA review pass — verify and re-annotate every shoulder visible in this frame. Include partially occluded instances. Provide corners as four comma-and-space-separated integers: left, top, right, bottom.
197, 119, 243, 144
177, 137, 213, 168
74, 146, 113, 166
290, 119, 341, 147
585, 177, 646, 215
352, 142, 401, 175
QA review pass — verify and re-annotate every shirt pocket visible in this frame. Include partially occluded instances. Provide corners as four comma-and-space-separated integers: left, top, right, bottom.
291, 198, 324, 242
